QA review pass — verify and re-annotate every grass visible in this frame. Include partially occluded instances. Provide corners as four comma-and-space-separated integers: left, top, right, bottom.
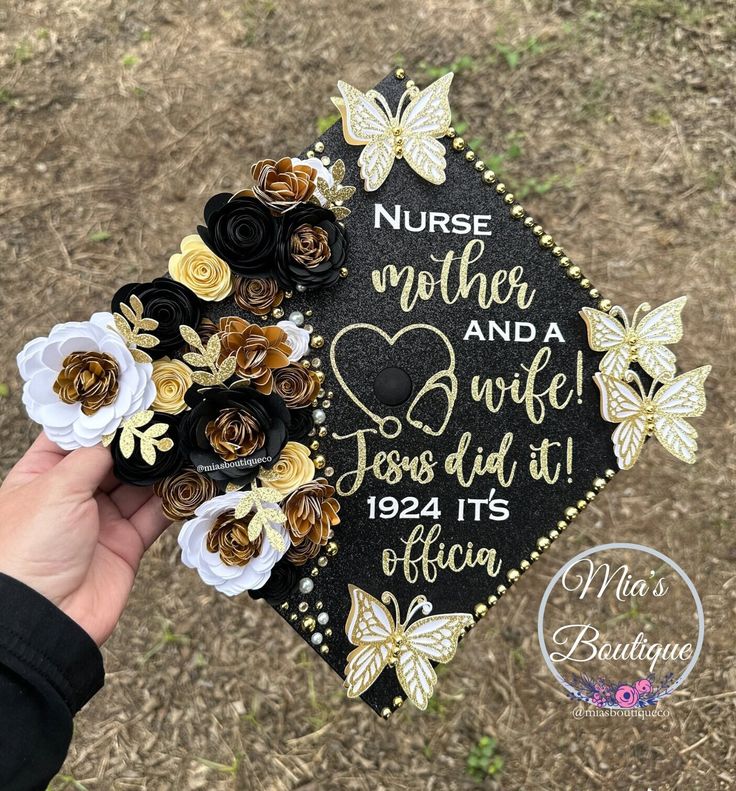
87, 230, 112, 243
316, 111, 341, 136
139, 620, 190, 663
14, 40, 33, 64
466, 736, 504, 783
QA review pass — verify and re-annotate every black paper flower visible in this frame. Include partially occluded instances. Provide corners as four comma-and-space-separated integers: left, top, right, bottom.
287, 408, 314, 441
197, 193, 277, 278
248, 557, 300, 605
276, 204, 347, 290
112, 277, 200, 359
112, 412, 184, 486
178, 385, 290, 486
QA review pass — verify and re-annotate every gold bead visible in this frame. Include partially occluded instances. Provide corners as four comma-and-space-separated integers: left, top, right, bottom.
559, 256, 571, 268
496, 584, 507, 596
310, 442, 321, 454
326, 540, 339, 556
306, 150, 315, 158
567, 266, 582, 280
381, 707, 392, 719
394, 67, 405, 79
446, 126, 456, 138
301, 359, 311, 368
557, 520, 568, 531
539, 234, 554, 248
339, 267, 349, 278
576, 499, 587, 511
317, 556, 328, 567
289, 613, 297, 622
302, 616, 316, 632
315, 601, 323, 609
495, 182, 506, 194
315, 370, 325, 383
605, 468, 616, 479
310, 335, 325, 349
598, 299, 613, 312
530, 550, 540, 561
314, 141, 325, 153
504, 193, 515, 205
589, 288, 601, 299
452, 136, 466, 151
482, 170, 496, 184
271, 306, 284, 319
564, 506, 579, 521
579, 278, 591, 289
313, 454, 326, 470
519, 559, 530, 570
585, 490, 596, 502
393, 696, 403, 708
532, 224, 544, 236
405, 80, 415, 89
305, 309, 313, 317
298, 601, 309, 612
487, 595, 498, 606
507, 568, 520, 583
465, 150, 476, 161
474, 160, 486, 171
552, 246, 564, 257
474, 603, 488, 618
523, 216, 535, 228
592, 477, 607, 491
537, 536, 551, 550
318, 426, 328, 437
549, 529, 560, 540
310, 567, 319, 576
320, 644, 329, 655
324, 628, 332, 637
311, 357, 322, 369
510, 205, 525, 219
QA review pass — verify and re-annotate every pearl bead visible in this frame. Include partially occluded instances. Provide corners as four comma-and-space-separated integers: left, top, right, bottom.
310, 632, 323, 646
317, 612, 329, 625
289, 311, 305, 327
296, 285, 307, 293
313, 408, 326, 425
299, 577, 314, 594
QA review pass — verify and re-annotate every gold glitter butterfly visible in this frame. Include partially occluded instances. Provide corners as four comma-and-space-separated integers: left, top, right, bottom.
332, 72, 453, 192
580, 297, 686, 382
594, 366, 710, 470
344, 586, 473, 710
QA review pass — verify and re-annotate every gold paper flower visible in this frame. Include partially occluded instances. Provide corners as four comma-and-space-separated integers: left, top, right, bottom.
258, 441, 315, 495
168, 234, 234, 302
272, 364, 321, 408
238, 157, 318, 212
206, 509, 263, 566
286, 538, 321, 566
151, 357, 193, 414
284, 478, 340, 546
154, 468, 219, 521
53, 350, 120, 416
290, 224, 331, 269
205, 407, 265, 462
234, 276, 284, 317
217, 316, 291, 393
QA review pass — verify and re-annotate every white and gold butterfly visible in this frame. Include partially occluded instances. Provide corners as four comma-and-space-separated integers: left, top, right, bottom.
595, 366, 710, 470
332, 72, 454, 192
344, 585, 473, 710
580, 297, 687, 383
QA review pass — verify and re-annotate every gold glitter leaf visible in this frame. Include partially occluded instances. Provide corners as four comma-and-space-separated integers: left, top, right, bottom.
264, 524, 286, 553
134, 333, 159, 349
111, 302, 161, 359
138, 317, 159, 331
129, 294, 144, 317
206, 333, 221, 360
129, 410, 154, 428
113, 313, 131, 339
182, 352, 209, 368
116, 410, 175, 466
157, 437, 174, 452
179, 324, 201, 347
216, 355, 237, 382
131, 349, 153, 364
120, 302, 137, 324
335, 185, 356, 201
225, 482, 245, 493
140, 440, 156, 465
332, 158, 345, 183
190, 371, 217, 386
333, 207, 351, 221
101, 432, 115, 447
145, 422, 170, 438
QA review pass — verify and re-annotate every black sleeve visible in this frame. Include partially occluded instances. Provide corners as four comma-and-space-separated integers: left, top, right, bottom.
0, 573, 105, 791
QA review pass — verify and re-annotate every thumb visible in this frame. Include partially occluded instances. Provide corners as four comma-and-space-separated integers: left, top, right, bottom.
53, 444, 115, 498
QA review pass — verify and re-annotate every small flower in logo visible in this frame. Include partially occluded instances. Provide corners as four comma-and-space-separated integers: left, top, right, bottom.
634, 678, 653, 695
614, 684, 640, 708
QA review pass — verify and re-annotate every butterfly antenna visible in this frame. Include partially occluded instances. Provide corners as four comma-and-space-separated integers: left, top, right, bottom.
624, 369, 646, 397
609, 305, 629, 329
368, 90, 395, 123
631, 302, 652, 327
404, 595, 433, 626
381, 591, 402, 625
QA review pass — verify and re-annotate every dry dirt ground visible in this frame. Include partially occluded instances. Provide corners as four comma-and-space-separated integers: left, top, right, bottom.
1, 1, 735, 789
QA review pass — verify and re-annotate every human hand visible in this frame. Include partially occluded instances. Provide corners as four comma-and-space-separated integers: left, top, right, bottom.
0, 433, 170, 645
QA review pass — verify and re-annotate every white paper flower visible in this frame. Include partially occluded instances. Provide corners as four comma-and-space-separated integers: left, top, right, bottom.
17, 312, 155, 451
277, 320, 311, 362
178, 491, 290, 596
291, 156, 334, 206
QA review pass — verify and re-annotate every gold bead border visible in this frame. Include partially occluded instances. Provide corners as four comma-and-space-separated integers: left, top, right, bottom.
294, 72, 619, 717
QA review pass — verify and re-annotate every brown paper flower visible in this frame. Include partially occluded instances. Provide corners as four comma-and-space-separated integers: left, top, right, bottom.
168, 234, 234, 302
205, 406, 265, 462
206, 509, 263, 566
258, 441, 315, 494
239, 157, 318, 213
290, 224, 330, 269
151, 357, 193, 414
154, 468, 219, 521
272, 364, 321, 408
53, 350, 120, 416
217, 316, 290, 393
284, 478, 340, 546
196, 317, 219, 344
286, 538, 321, 566
233, 276, 284, 317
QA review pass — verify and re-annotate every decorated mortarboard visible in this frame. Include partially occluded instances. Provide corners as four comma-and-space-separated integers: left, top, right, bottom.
16, 68, 710, 718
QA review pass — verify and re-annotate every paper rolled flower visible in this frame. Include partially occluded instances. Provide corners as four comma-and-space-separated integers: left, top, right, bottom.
217, 316, 291, 393
233, 276, 284, 317
276, 204, 347, 290
291, 157, 333, 206
248, 556, 300, 604
178, 385, 290, 487
285, 536, 321, 566
287, 408, 314, 441
111, 412, 184, 486
195, 317, 219, 344
276, 319, 310, 362
17, 312, 155, 450
151, 357, 193, 414
178, 491, 290, 595
284, 477, 340, 546
168, 234, 234, 302
111, 278, 201, 359
258, 441, 315, 495
272, 364, 320, 409
197, 193, 277, 278
237, 157, 318, 213
154, 467, 220, 521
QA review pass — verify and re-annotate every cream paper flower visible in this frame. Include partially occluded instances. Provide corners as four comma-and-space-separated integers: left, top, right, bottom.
151, 357, 193, 414
17, 312, 155, 450
168, 234, 234, 301
276, 319, 311, 362
178, 491, 290, 596
258, 441, 315, 495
